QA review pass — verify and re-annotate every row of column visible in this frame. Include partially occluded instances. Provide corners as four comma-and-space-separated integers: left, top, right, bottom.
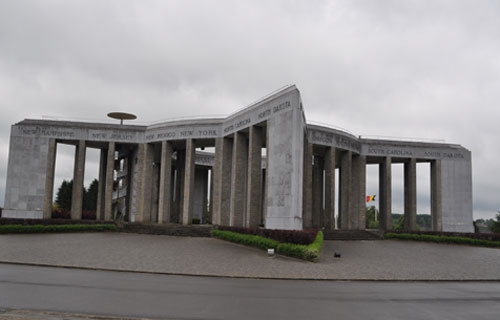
43, 139, 115, 220
303, 146, 366, 230
303, 144, 443, 232
212, 126, 265, 228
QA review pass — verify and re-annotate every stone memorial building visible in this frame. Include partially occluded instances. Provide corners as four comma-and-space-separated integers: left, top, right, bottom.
2, 85, 473, 232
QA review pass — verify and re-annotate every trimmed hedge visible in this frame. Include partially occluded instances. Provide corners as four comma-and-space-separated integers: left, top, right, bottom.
216, 226, 317, 245
211, 229, 323, 262
0, 218, 115, 226
0, 224, 118, 234
386, 230, 500, 242
385, 232, 500, 248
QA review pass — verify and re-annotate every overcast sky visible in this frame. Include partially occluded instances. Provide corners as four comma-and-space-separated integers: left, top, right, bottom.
0, 0, 498, 220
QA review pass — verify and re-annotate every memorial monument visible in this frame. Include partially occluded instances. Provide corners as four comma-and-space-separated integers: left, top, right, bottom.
2, 85, 473, 232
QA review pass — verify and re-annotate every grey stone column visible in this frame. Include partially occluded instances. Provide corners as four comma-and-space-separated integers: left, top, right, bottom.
324, 147, 336, 230
209, 169, 214, 224
173, 150, 186, 224
379, 157, 392, 231
230, 132, 248, 227
246, 126, 263, 228
339, 150, 352, 229
404, 158, 417, 231
43, 139, 57, 219
150, 149, 160, 223
71, 140, 86, 220
96, 149, 106, 220
302, 142, 313, 228
193, 167, 209, 223
265, 95, 304, 230
312, 155, 324, 228
352, 155, 366, 230
104, 142, 115, 221
211, 137, 233, 226
431, 159, 443, 231
158, 141, 173, 224
135, 143, 154, 223
182, 139, 196, 225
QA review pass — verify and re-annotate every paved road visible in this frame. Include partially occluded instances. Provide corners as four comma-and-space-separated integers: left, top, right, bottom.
1, 263, 500, 320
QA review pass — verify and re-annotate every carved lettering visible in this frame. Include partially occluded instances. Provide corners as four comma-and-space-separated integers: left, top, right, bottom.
258, 109, 271, 119
198, 129, 217, 136
272, 101, 291, 113
156, 132, 176, 139
110, 133, 133, 141
234, 118, 251, 129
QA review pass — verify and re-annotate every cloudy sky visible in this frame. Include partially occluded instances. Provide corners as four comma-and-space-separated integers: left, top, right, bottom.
0, 0, 498, 220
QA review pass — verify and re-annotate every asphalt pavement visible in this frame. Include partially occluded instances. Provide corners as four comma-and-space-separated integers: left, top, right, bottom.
1, 232, 499, 319
0, 232, 499, 280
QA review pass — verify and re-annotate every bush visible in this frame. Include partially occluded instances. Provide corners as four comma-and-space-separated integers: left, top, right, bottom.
0, 223, 117, 234
211, 229, 323, 262
385, 232, 500, 248
211, 230, 280, 250
0, 218, 114, 226
216, 226, 317, 245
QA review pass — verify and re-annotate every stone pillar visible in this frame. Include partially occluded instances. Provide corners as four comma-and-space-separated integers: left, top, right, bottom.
71, 140, 86, 220
431, 159, 442, 231
379, 157, 392, 231
324, 147, 336, 230
43, 139, 57, 219
96, 149, 106, 220
193, 167, 209, 223
404, 158, 417, 231
352, 155, 366, 230
158, 141, 173, 224
211, 137, 233, 226
150, 147, 161, 223
182, 139, 196, 225
104, 142, 115, 221
312, 155, 324, 228
230, 132, 248, 227
246, 126, 263, 228
209, 169, 214, 224
135, 143, 154, 223
173, 150, 186, 224
265, 93, 304, 230
302, 142, 313, 228
339, 150, 352, 229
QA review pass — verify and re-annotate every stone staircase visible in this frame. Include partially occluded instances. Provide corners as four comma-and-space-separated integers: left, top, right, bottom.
120, 223, 213, 237
322, 229, 383, 241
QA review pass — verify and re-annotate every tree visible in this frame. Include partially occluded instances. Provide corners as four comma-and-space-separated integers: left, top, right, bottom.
365, 206, 379, 229
55, 178, 99, 212
83, 179, 99, 211
490, 212, 500, 234
55, 180, 73, 210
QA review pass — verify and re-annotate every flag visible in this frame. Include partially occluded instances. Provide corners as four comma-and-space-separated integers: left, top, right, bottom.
366, 195, 376, 202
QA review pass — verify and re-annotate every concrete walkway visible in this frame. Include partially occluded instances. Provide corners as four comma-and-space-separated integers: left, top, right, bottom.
0, 232, 499, 281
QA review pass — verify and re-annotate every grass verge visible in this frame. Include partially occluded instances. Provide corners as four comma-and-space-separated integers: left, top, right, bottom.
211, 229, 323, 262
0, 224, 118, 234
385, 232, 500, 248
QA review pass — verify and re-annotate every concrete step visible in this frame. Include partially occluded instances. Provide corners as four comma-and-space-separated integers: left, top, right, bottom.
323, 230, 383, 241
120, 223, 213, 237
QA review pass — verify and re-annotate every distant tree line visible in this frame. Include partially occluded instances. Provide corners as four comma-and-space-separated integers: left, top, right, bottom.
367, 205, 500, 234
474, 213, 500, 234
55, 179, 99, 211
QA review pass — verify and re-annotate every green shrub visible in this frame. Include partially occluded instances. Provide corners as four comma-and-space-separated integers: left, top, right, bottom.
211, 229, 323, 262
385, 232, 500, 248
0, 224, 118, 234
215, 226, 317, 245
